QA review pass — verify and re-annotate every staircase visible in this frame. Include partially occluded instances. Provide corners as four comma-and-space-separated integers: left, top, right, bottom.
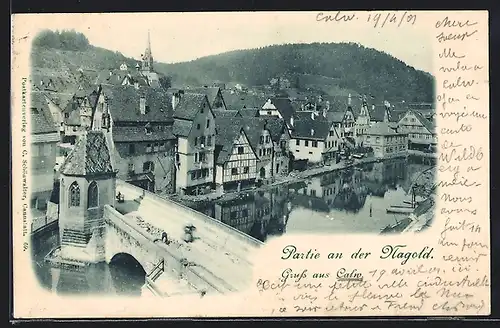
61, 228, 88, 248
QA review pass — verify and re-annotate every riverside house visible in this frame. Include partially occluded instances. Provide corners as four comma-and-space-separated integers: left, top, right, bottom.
30, 93, 60, 229
397, 110, 437, 152
289, 110, 342, 164
172, 92, 216, 196
91, 84, 177, 194
214, 116, 258, 193
363, 122, 408, 158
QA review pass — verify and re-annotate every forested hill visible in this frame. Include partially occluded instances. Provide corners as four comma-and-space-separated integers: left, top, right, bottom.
31, 30, 434, 103
161, 43, 435, 103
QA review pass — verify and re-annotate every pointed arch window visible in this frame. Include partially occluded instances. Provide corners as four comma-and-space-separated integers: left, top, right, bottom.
87, 181, 99, 208
69, 182, 81, 207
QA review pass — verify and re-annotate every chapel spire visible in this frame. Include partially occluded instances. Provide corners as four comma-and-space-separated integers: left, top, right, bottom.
142, 30, 154, 72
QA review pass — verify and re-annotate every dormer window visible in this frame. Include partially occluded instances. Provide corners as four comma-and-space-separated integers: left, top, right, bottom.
311, 129, 315, 136
145, 126, 152, 135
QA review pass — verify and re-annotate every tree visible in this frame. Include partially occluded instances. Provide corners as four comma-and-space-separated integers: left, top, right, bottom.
158, 75, 172, 90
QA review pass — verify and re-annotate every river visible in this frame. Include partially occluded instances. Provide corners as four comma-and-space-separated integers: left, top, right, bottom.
191, 156, 434, 242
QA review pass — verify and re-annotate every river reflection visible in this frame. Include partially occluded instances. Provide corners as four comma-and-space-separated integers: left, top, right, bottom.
194, 157, 434, 241
32, 230, 145, 296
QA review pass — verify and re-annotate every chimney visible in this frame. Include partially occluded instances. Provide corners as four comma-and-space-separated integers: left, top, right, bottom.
348, 94, 352, 106
310, 129, 315, 136
322, 106, 327, 118
326, 101, 330, 111
171, 92, 181, 110
290, 116, 294, 127
139, 96, 146, 114
372, 104, 375, 110
134, 82, 139, 89
311, 112, 315, 120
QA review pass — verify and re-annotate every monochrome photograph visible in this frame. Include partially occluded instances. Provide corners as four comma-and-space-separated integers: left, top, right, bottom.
25, 12, 437, 299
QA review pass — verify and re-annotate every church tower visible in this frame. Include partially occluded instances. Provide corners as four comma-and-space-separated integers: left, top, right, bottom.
141, 30, 154, 72
58, 130, 117, 262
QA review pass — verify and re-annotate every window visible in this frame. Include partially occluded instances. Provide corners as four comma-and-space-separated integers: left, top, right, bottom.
128, 144, 135, 155
259, 149, 262, 156
305, 140, 309, 147
207, 136, 212, 146
243, 167, 249, 174
329, 131, 334, 136
194, 137, 198, 146
276, 164, 280, 173
312, 141, 318, 147
65, 113, 69, 119
265, 136, 270, 143
159, 143, 165, 151
145, 126, 152, 134
238, 147, 244, 154
296, 140, 300, 146
195, 153, 198, 162
200, 136, 205, 145
197, 124, 201, 130
206, 119, 210, 128
69, 182, 80, 207
87, 181, 98, 208
143, 161, 154, 172
128, 163, 134, 172
260, 136, 264, 144
199, 152, 206, 162
201, 104, 204, 113
267, 148, 272, 155
231, 168, 238, 175
191, 172, 196, 180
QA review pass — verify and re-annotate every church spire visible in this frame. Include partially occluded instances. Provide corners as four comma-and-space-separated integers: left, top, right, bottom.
142, 30, 154, 72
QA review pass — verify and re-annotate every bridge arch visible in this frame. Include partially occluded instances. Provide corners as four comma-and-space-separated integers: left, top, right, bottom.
108, 253, 146, 296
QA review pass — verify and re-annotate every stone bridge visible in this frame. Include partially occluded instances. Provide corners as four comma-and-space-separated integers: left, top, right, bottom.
103, 181, 263, 297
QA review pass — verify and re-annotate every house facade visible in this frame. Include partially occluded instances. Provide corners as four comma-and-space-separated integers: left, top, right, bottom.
354, 97, 371, 147
214, 119, 258, 193
289, 111, 342, 164
92, 84, 176, 194
62, 89, 99, 144
364, 122, 408, 158
397, 110, 437, 152
172, 92, 216, 195
30, 93, 60, 227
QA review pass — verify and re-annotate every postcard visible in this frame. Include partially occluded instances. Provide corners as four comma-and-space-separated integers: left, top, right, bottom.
11, 11, 490, 318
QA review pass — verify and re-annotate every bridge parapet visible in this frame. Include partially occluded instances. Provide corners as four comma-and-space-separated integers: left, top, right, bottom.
116, 180, 263, 257
104, 205, 243, 295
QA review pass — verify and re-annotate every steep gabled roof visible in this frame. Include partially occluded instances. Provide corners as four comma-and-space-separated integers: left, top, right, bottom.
369, 105, 388, 122
60, 131, 116, 176
213, 108, 239, 119
30, 93, 58, 134
187, 87, 223, 108
215, 119, 248, 165
237, 108, 260, 118
267, 97, 295, 123
172, 119, 193, 137
411, 110, 436, 134
172, 93, 209, 121
366, 122, 405, 136
112, 125, 175, 142
222, 91, 266, 110
290, 117, 331, 141
326, 110, 346, 123
100, 84, 173, 123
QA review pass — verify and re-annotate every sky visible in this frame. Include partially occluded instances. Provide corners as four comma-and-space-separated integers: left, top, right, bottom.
17, 12, 433, 73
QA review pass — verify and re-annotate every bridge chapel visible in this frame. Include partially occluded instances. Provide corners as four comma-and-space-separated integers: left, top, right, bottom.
58, 130, 117, 262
